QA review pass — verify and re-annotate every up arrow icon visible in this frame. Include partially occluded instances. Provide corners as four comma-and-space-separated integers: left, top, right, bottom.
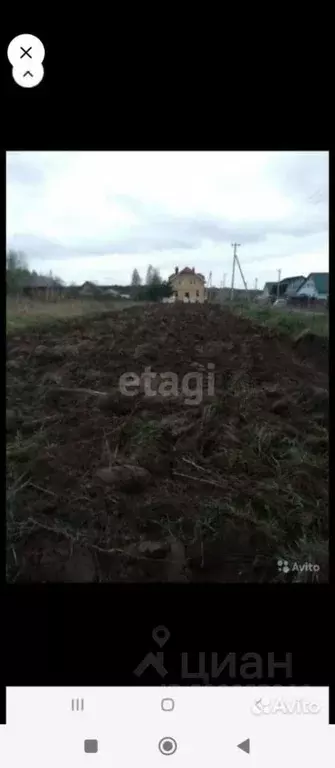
237, 738, 250, 754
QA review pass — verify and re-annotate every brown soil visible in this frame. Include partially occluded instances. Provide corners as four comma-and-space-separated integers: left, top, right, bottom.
6, 304, 328, 582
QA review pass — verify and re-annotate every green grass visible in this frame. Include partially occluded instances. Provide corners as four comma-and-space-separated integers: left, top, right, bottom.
6, 297, 140, 333
129, 419, 164, 446
231, 304, 329, 337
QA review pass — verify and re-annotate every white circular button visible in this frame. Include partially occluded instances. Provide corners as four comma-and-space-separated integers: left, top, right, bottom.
12, 63, 44, 88
7, 34, 45, 66
8, 34, 45, 88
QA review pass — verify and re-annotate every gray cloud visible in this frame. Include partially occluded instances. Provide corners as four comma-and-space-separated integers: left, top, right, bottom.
267, 152, 329, 210
32, 211, 326, 258
7, 233, 69, 260
109, 193, 162, 219
6, 151, 328, 285
7, 208, 327, 262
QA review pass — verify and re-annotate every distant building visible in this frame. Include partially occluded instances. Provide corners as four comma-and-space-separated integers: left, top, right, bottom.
211, 286, 261, 303
100, 287, 121, 297
260, 276, 305, 302
295, 273, 329, 300
78, 281, 101, 296
22, 274, 64, 298
78, 282, 125, 298
262, 281, 277, 298
279, 275, 305, 297
168, 267, 206, 303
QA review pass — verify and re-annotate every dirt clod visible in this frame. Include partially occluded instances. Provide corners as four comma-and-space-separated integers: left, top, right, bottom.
137, 540, 170, 558
293, 328, 316, 345
96, 464, 152, 491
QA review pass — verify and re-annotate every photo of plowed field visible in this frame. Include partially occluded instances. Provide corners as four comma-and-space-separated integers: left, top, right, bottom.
6, 302, 328, 582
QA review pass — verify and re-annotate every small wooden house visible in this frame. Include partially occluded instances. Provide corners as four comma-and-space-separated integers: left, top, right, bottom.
22, 275, 64, 300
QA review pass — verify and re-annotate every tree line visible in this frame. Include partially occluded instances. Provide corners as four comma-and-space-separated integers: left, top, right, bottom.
6, 249, 173, 303
6, 250, 64, 296
130, 265, 172, 301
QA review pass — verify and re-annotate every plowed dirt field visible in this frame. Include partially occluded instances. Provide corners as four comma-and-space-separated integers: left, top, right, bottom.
6, 303, 328, 582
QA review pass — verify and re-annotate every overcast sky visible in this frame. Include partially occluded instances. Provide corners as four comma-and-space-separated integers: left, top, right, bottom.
6, 151, 328, 288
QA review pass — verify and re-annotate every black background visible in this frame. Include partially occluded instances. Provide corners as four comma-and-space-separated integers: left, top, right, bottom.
4, 24, 329, 151
3, 23, 331, 724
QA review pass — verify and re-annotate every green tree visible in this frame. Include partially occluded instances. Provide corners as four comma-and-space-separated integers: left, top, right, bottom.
146, 280, 172, 302
7, 249, 28, 272
6, 249, 31, 295
145, 265, 154, 285
67, 282, 80, 298
131, 268, 142, 286
150, 268, 161, 285
53, 274, 65, 286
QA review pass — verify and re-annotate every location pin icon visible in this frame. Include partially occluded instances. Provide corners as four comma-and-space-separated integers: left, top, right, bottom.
152, 626, 170, 647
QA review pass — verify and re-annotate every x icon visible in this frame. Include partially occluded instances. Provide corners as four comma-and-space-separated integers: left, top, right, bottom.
20, 46, 32, 59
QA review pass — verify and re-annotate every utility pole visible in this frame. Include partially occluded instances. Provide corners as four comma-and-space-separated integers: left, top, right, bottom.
207, 271, 212, 302
230, 243, 240, 301
254, 278, 258, 291
223, 272, 227, 288
277, 268, 281, 299
235, 249, 249, 300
